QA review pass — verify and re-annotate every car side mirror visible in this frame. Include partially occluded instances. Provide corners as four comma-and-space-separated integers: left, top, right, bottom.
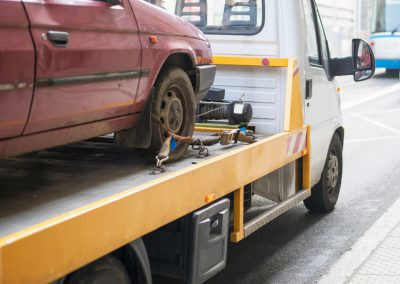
352, 39, 375, 81
331, 39, 375, 82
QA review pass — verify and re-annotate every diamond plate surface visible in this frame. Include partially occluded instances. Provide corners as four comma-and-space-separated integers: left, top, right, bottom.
357, 236, 400, 275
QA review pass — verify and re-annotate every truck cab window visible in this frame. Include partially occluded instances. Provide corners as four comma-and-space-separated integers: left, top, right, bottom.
313, 1, 332, 79
146, 0, 264, 35
303, 0, 320, 66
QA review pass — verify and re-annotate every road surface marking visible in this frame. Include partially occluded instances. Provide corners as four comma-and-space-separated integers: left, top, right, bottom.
357, 108, 400, 115
351, 113, 400, 135
342, 82, 400, 110
345, 135, 400, 144
319, 196, 400, 284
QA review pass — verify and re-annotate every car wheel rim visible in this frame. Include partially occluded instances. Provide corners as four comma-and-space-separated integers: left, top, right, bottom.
160, 85, 184, 136
326, 151, 339, 195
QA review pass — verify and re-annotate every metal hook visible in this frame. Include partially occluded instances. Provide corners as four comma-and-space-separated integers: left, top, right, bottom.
149, 155, 169, 175
196, 146, 209, 159
192, 140, 209, 158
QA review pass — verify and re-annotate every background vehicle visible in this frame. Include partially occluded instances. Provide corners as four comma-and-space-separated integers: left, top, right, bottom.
0, 0, 374, 283
370, 0, 400, 77
0, 0, 215, 161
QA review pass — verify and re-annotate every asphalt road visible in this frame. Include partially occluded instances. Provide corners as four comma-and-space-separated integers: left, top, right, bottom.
207, 71, 400, 284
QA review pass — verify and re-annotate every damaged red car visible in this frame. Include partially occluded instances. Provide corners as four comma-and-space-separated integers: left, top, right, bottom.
0, 0, 215, 160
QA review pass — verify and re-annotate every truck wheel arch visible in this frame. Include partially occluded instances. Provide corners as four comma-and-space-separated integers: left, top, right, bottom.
304, 132, 343, 212
121, 238, 152, 284
335, 126, 345, 147
311, 127, 344, 188
54, 238, 151, 284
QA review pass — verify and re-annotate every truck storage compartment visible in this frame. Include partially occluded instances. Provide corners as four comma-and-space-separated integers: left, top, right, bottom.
144, 198, 230, 284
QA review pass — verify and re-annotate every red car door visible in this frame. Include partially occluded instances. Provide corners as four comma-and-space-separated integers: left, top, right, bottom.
0, 0, 35, 139
22, 0, 142, 134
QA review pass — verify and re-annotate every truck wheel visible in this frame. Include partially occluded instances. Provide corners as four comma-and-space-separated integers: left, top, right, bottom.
304, 134, 343, 212
145, 67, 195, 162
64, 255, 131, 284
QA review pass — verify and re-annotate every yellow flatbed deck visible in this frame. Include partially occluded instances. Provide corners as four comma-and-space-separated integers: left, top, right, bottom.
0, 133, 269, 238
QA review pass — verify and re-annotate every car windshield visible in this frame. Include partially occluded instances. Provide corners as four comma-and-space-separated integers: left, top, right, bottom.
146, 0, 264, 35
371, 0, 400, 33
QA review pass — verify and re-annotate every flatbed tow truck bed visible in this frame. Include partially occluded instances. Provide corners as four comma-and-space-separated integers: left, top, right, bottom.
0, 57, 312, 283
0, 133, 270, 238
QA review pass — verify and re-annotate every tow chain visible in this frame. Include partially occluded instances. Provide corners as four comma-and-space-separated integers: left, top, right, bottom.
149, 113, 256, 175
191, 139, 209, 158
149, 156, 168, 175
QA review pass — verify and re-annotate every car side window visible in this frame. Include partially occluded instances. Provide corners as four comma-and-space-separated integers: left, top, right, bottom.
303, 0, 320, 66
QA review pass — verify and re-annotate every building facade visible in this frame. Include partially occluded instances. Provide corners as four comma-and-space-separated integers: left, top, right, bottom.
316, 0, 372, 57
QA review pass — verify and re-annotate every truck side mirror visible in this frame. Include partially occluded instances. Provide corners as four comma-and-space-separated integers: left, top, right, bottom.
352, 39, 375, 81
331, 39, 375, 82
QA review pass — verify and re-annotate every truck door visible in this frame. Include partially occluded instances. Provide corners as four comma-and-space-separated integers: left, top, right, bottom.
302, 0, 340, 183
21, 0, 141, 134
0, 1, 35, 139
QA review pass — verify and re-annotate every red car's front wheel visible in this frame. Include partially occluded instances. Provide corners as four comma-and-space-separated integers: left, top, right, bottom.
144, 67, 195, 162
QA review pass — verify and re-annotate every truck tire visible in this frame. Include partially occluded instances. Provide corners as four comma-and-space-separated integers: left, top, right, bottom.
304, 133, 343, 212
143, 67, 195, 162
64, 255, 131, 284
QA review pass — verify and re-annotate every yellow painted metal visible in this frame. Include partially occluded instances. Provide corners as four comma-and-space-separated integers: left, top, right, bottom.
0, 128, 308, 283
284, 59, 303, 132
217, 56, 310, 244
212, 56, 289, 67
195, 123, 239, 129
194, 123, 239, 133
194, 127, 228, 133
230, 187, 244, 242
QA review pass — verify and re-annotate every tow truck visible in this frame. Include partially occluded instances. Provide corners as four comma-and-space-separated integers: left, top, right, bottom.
0, 0, 375, 283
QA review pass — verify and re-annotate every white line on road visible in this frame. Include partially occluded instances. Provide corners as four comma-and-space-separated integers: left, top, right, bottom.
342, 82, 400, 110
345, 135, 400, 144
318, 195, 400, 284
351, 113, 400, 135
357, 108, 400, 115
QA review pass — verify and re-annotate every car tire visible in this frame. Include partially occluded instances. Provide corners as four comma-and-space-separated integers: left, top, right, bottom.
64, 255, 131, 284
143, 67, 195, 162
304, 133, 343, 213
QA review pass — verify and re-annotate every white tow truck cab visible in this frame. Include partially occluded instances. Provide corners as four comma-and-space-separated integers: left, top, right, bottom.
0, 1, 375, 283
152, 0, 375, 202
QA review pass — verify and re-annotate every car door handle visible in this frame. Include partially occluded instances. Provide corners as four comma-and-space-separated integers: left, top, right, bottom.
47, 31, 69, 47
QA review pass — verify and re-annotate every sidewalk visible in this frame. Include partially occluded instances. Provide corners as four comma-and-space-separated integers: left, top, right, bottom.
319, 196, 400, 284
